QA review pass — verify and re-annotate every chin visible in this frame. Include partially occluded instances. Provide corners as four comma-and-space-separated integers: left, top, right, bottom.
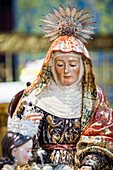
63, 81, 73, 86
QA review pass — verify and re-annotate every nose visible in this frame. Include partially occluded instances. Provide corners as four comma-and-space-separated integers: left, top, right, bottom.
29, 152, 32, 158
64, 64, 69, 73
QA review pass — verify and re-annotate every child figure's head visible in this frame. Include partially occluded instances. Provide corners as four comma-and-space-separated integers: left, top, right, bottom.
1, 131, 33, 167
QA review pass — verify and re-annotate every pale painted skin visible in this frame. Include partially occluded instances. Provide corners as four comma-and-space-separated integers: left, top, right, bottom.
54, 51, 81, 86
12, 139, 33, 166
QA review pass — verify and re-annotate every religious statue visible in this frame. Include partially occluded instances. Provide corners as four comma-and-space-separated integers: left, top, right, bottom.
10, 5, 113, 170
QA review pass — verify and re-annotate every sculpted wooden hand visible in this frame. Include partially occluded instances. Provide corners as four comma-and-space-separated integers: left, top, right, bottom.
26, 113, 44, 124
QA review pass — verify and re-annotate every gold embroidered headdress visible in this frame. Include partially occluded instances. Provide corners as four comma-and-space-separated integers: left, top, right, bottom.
41, 5, 95, 43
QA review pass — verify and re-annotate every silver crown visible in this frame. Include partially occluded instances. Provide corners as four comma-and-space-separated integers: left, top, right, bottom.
41, 5, 95, 43
7, 116, 38, 138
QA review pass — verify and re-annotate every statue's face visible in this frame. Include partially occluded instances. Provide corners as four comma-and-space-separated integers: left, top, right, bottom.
55, 52, 81, 86
15, 139, 33, 166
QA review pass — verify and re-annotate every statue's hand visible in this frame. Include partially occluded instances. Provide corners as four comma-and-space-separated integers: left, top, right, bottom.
26, 112, 44, 124
79, 166, 92, 170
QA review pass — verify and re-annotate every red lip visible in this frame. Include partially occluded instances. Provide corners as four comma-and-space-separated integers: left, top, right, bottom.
64, 76, 71, 79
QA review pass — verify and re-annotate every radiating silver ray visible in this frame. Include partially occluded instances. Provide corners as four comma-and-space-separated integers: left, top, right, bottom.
60, 5, 66, 17
78, 13, 89, 22
44, 31, 59, 37
74, 9, 83, 19
81, 30, 95, 34
41, 19, 55, 25
53, 8, 62, 18
83, 22, 95, 27
48, 34, 59, 41
81, 33, 92, 39
40, 24, 55, 29
48, 12, 59, 21
43, 15, 56, 23
43, 28, 56, 33
81, 17, 93, 24
66, 5, 71, 17
82, 26, 96, 30
71, 5, 77, 17
78, 35, 88, 43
